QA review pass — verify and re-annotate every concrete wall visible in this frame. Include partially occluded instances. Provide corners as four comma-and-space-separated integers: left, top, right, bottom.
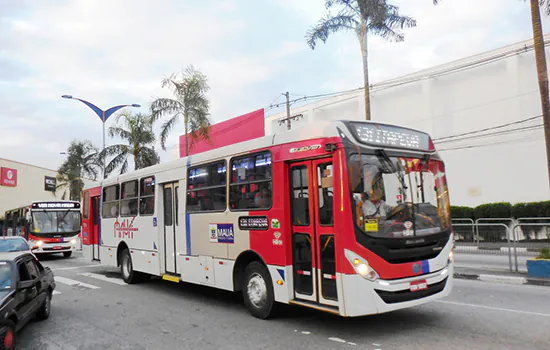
265, 36, 550, 207
0, 158, 98, 216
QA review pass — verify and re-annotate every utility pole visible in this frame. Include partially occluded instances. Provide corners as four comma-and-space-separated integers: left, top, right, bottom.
529, 0, 550, 189
285, 91, 291, 130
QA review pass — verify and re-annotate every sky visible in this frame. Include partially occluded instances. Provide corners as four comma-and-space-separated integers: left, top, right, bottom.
2, 0, 550, 173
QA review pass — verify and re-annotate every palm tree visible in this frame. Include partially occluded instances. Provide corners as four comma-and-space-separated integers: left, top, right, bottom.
528, 0, 550, 188
100, 111, 160, 177
150, 65, 211, 156
56, 140, 100, 201
306, 0, 417, 121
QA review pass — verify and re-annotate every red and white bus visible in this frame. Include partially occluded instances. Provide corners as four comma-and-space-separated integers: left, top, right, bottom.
81, 120, 454, 319
3, 201, 81, 258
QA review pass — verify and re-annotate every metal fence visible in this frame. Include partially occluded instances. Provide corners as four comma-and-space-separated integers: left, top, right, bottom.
452, 217, 550, 273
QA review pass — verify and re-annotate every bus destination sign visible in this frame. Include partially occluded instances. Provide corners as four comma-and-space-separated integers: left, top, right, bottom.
32, 202, 80, 209
238, 216, 269, 231
350, 122, 431, 151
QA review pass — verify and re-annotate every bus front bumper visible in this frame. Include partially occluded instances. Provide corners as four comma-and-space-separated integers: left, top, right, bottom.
30, 238, 80, 254
340, 264, 453, 317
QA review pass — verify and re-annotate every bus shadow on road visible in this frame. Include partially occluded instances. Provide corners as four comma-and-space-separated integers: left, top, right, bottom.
98, 270, 442, 337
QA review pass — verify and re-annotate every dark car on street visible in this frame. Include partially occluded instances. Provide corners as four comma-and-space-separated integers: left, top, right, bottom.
0, 251, 56, 349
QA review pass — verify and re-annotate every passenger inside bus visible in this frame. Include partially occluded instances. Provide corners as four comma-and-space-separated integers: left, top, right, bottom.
254, 187, 271, 208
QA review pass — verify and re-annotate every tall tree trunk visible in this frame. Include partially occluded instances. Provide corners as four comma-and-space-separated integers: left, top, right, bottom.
184, 112, 189, 157
357, 24, 371, 121
134, 144, 139, 170
530, 0, 550, 190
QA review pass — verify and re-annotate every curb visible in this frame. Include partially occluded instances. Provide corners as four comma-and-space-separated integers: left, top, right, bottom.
453, 272, 550, 287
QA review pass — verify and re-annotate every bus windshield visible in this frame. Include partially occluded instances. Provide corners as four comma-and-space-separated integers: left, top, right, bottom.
32, 210, 81, 235
348, 150, 451, 238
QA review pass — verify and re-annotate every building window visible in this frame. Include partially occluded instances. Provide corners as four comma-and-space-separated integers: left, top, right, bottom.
121, 180, 139, 217
102, 185, 120, 218
139, 177, 155, 216
186, 161, 227, 213
229, 152, 272, 211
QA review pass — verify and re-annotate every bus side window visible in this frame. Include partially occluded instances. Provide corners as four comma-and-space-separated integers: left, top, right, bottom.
121, 180, 139, 217
186, 161, 227, 213
229, 152, 272, 211
140, 177, 155, 216
102, 185, 120, 218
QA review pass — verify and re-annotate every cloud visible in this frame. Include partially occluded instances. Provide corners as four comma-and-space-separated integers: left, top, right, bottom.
2, 0, 550, 171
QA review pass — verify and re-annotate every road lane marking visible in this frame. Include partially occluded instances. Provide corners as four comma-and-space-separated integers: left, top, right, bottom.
78, 272, 127, 286
435, 300, 550, 317
54, 276, 100, 289
53, 290, 61, 295
51, 265, 103, 271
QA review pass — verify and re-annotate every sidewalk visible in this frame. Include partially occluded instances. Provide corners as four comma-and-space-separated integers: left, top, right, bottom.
454, 266, 550, 287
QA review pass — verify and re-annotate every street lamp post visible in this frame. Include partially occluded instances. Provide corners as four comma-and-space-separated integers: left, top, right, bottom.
62, 95, 139, 261
61, 95, 140, 180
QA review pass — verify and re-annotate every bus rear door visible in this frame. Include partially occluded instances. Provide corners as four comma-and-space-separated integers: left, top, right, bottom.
289, 159, 338, 308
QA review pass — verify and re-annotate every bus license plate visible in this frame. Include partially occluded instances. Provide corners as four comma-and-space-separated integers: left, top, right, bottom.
410, 280, 428, 292
53, 246, 63, 250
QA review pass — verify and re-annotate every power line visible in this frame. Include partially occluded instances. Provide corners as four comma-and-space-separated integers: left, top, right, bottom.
433, 115, 542, 142
438, 136, 544, 152
435, 124, 543, 144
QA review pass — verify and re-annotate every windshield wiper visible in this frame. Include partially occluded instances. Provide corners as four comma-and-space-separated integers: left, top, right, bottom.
375, 149, 407, 191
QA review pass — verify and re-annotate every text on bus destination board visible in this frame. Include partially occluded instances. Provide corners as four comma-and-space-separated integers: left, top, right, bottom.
352, 123, 430, 151
238, 216, 269, 230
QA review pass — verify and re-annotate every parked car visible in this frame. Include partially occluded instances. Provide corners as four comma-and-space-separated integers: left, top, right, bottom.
0, 251, 56, 349
0, 237, 35, 254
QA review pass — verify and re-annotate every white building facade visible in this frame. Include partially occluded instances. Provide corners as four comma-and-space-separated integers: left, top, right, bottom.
266, 36, 550, 207
0, 158, 97, 216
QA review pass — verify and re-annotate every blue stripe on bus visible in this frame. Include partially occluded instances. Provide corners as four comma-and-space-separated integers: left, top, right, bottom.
421, 260, 430, 274
186, 213, 191, 255
185, 155, 191, 255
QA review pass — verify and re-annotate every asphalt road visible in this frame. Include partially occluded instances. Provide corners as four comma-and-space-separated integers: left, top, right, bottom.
17, 253, 550, 350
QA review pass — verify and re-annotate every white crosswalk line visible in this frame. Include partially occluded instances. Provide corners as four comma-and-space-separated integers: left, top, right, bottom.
53, 290, 61, 295
77, 272, 127, 286
54, 276, 100, 289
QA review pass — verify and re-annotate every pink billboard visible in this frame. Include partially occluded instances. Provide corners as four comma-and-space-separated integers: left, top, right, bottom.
179, 108, 265, 158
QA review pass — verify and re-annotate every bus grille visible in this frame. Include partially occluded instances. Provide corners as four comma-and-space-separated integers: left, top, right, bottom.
374, 278, 447, 304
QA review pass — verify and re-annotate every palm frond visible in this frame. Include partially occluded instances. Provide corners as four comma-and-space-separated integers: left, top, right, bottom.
160, 114, 180, 151
150, 98, 183, 122
104, 150, 129, 177
306, 10, 359, 49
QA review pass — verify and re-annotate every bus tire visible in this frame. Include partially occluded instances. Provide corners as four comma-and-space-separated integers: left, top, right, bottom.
242, 262, 276, 319
120, 249, 141, 284
63, 251, 72, 258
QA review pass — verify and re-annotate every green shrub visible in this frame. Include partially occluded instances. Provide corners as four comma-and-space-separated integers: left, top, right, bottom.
450, 206, 474, 219
474, 202, 512, 219
512, 201, 550, 219
537, 248, 550, 259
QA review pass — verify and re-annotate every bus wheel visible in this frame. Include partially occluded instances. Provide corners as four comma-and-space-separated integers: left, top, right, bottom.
63, 251, 72, 258
120, 249, 140, 284
242, 262, 276, 319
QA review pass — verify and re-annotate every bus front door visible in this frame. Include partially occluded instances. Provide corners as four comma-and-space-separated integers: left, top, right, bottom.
289, 160, 338, 307
91, 196, 100, 260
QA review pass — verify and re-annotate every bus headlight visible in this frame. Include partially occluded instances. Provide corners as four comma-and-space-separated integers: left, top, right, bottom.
448, 248, 454, 263
36, 240, 43, 247
70, 239, 77, 245
345, 249, 379, 281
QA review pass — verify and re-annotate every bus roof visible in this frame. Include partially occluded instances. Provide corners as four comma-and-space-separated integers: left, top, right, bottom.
93, 119, 435, 189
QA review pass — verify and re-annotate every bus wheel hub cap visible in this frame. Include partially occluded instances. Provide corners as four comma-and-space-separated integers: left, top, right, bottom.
247, 273, 267, 308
